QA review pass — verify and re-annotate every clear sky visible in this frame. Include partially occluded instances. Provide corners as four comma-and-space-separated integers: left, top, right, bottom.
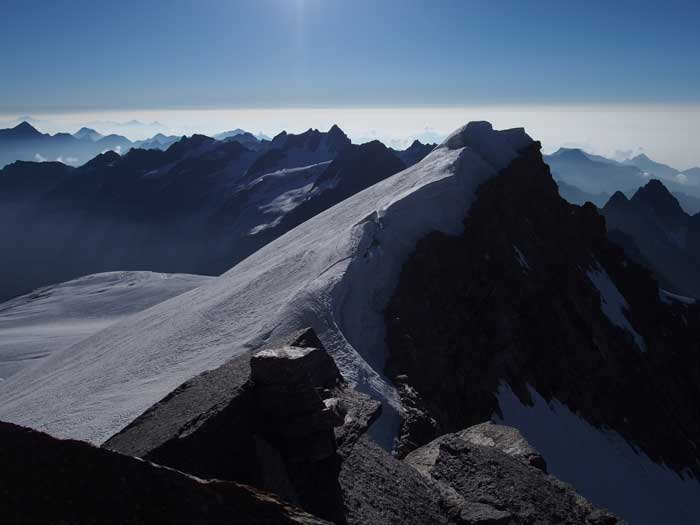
2, 0, 699, 167
2, 0, 699, 111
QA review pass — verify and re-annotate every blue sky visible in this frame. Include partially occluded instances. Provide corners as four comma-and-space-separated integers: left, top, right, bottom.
2, 0, 699, 111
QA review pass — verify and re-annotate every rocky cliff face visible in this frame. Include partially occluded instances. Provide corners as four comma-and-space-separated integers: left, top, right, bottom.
385, 142, 700, 482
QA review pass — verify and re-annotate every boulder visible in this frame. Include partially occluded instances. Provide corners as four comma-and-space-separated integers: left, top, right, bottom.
455, 421, 547, 472
404, 423, 622, 525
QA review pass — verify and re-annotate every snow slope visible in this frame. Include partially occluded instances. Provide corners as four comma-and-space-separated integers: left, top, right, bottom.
230, 161, 332, 236
495, 384, 700, 525
586, 260, 646, 351
0, 122, 532, 445
0, 272, 211, 380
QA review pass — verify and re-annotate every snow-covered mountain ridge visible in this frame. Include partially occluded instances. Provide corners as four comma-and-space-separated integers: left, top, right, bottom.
0, 122, 532, 445
0, 271, 212, 380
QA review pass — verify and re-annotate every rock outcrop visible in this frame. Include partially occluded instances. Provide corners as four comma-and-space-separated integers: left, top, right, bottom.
104, 327, 621, 524
0, 420, 329, 525
106, 328, 349, 522
405, 423, 621, 524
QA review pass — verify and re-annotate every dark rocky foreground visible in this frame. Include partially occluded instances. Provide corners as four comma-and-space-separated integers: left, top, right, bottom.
0, 421, 329, 524
98, 328, 620, 524
405, 423, 619, 525
385, 141, 700, 478
1, 326, 620, 523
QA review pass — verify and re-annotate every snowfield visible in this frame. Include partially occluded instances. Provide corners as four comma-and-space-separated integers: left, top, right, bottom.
0, 122, 532, 445
0, 272, 212, 380
495, 384, 700, 525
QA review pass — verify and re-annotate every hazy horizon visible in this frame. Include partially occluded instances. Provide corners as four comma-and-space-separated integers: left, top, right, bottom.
4, 1, 699, 168
3, 103, 700, 170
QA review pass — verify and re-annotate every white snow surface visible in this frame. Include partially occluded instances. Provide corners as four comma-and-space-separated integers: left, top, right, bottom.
586, 261, 646, 351
0, 122, 532, 446
495, 384, 700, 525
0, 272, 212, 380
241, 162, 331, 235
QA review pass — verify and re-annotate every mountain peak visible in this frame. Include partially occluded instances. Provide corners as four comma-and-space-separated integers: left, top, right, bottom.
11, 121, 41, 136
325, 124, 351, 151
551, 148, 591, 162
604, 191, 630, 210
635, 178, 673, 199
83, 150, 121, 169
631, 179, 686, 222
74, 127, 103, 141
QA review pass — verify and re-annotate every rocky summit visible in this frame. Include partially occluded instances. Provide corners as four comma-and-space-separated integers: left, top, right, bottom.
93, 328, 620, 524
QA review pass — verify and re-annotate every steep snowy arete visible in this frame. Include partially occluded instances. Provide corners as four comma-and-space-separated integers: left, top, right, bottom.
0, 122, 532, 445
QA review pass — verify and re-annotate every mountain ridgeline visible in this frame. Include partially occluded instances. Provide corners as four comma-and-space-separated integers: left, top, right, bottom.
0, 125, 431, 301
602, 179, 700, 298
0, 121, 182, 168
545, 147, 700, 214
1, 122, 700, 524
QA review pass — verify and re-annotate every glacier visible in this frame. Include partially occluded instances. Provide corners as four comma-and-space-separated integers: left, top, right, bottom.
0, 271, 211, 380
0, 122, 532, 446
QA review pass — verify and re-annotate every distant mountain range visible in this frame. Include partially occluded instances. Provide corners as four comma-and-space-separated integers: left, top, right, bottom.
0, 125, 427, 301
547, 147, 700, 296
602, 179, 700, 298
0, 121, 184, 168
3, 122, 700, 523
545, 147, 700, 213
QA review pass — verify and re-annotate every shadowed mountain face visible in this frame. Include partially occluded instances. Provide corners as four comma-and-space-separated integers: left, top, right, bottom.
546, 148, 700, 211
602, 179, 700, 297
555, 178, 610, 207
623, 153, 679, 179
391, 140, 436, 167
385, 143, 700, 521
544, 148, 650, 195
0, 126, 407, 301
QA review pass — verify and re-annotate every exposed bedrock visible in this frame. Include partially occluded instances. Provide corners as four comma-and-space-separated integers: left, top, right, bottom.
405, 422, 621, 525
385, 141, 700, 477
103, 327, 621, 524
105, 328, 351, 522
